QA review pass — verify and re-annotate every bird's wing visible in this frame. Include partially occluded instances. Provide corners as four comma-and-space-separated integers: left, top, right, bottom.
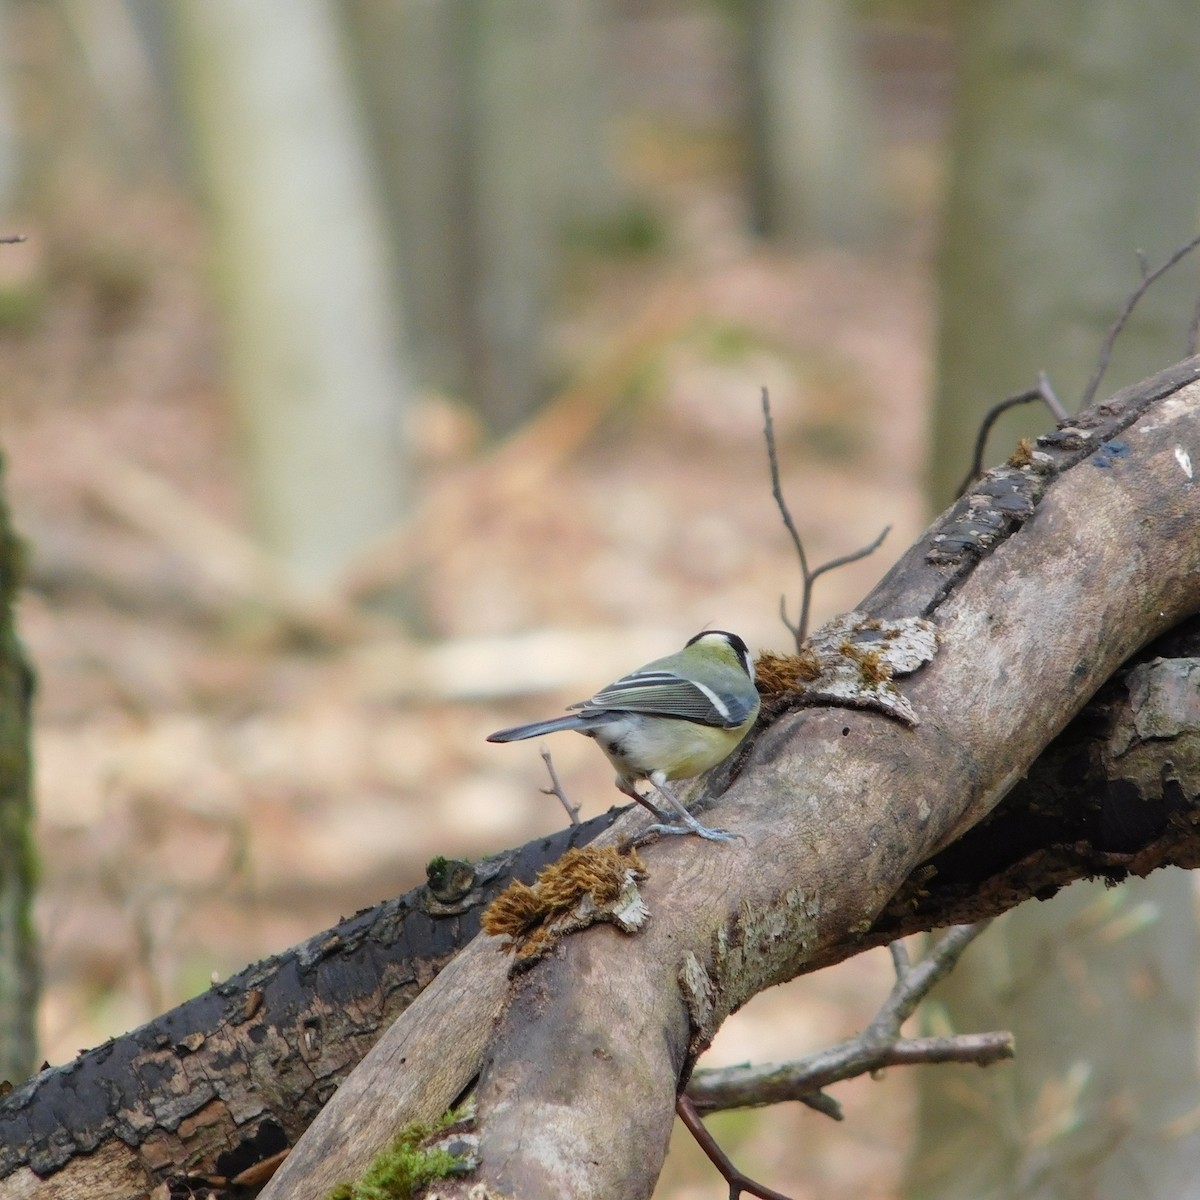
572, 669, 755, 729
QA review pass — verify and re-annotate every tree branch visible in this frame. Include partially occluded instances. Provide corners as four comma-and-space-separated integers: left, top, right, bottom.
256, 357, 1200, 1200
7, 360, 1200, 1200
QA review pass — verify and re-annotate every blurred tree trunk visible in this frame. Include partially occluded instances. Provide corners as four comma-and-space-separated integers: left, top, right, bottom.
907, 880, 1200, 1200
0, 3, 19, 208
910, 2, 1200, 1197
169, 0, 412, 594
928, 0, 1200, 508
344, 0, 619, 436
342, 0, 473, 405
0, 459, 36, 1085
744, 0, 888, 246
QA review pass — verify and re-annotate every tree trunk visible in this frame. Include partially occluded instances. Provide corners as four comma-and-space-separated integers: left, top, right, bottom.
744, 0, 887, 246
169, 0, 412, 594
0, 456, 36, 1086
928, 0, 1200, 508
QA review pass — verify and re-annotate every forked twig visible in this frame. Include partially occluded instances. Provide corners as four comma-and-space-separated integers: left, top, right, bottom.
686, 921, 1010, 1117
954, 375, 1064, 497
676, 1093, 796, 1200
761, 387, 889, 648
677, 922, 1008, 1197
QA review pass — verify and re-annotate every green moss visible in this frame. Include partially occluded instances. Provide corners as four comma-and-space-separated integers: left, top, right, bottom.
326, 1109, 468, 1200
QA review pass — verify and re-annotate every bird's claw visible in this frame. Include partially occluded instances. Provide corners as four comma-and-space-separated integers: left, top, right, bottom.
632, 821, 741, 846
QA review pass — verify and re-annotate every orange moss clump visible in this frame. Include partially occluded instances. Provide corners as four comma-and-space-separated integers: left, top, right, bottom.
754, 648, 822, 702
482, 845, 647, 960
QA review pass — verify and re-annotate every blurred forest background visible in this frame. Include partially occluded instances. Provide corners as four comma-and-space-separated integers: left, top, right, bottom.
2, 1, 1200, 1198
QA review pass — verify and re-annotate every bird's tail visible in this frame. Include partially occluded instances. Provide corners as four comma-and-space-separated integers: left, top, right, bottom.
486, 714, 588, 743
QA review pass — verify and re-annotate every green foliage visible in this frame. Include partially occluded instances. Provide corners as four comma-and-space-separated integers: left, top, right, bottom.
326, 1110, 467, 1200
563, 201, 667, 259
0, 284, 47, 333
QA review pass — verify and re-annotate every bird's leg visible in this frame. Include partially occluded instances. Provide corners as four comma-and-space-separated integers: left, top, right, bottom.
634, 778, 738, 844
618, 780, 673, 823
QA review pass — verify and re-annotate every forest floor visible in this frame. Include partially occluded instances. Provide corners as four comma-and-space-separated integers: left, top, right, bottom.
0, 19, 963, 1200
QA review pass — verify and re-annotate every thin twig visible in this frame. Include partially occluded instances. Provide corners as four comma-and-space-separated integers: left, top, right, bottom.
807, 525, 891, 592
1037, 371, 1070, 423
761, 387, 808, 645
875, 922, 989, 1028
539, 748, 580, 826
0, 234, 26, 244
761, 387, 889, 647
955, 385, 1046, 497
1079, 231, 1200, 411
676, 1094, 796, 1200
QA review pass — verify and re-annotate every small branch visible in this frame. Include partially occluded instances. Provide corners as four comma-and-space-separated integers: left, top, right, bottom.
877, 1032, 1014, 1068
761, 387, 889, 647
676, 1094, 797, 1200
687, 922, 1011, 1117
539, 748, 580, 826
0, 234, 26, 244
806, 525, 891, 593
761, 387, 809, 646
671, 918, 995, 1197
1036, 371, 1069, 423
1079, 231, 1200, 410
955, 378, 1064, 497
874, 922, 989, 1028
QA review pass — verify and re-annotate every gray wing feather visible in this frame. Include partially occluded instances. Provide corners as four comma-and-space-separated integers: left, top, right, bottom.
572, 669, 752, 728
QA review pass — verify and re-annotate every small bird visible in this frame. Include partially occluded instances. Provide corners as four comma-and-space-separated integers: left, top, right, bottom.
487, 630, 759, 841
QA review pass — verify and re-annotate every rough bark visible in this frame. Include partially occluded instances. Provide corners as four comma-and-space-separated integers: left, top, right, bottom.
5, 359, 1200, 1197
0, 821, 611, 1198
257, 359, 1200, 1199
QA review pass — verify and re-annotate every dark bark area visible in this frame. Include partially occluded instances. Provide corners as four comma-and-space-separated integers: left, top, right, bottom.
0, 820, 614, 1194
4, 359, 1200, 1198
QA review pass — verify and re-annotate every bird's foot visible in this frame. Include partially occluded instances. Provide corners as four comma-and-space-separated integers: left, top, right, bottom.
628, 811, 739, 849
632, 819, 739, 846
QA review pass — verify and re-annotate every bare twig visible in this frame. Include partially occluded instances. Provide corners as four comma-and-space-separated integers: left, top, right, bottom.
806, 524, 891, 593
1079, 231, 1200, 411
955, 376, 1066, 497
761, 387, 809, 645
761, 387, 889, 648
1037, 371, 1069, 423
539, 748, 580, 826
686, 921, 1012, 1117
676, 1094, 796, 1200
0, 234, 26, 244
